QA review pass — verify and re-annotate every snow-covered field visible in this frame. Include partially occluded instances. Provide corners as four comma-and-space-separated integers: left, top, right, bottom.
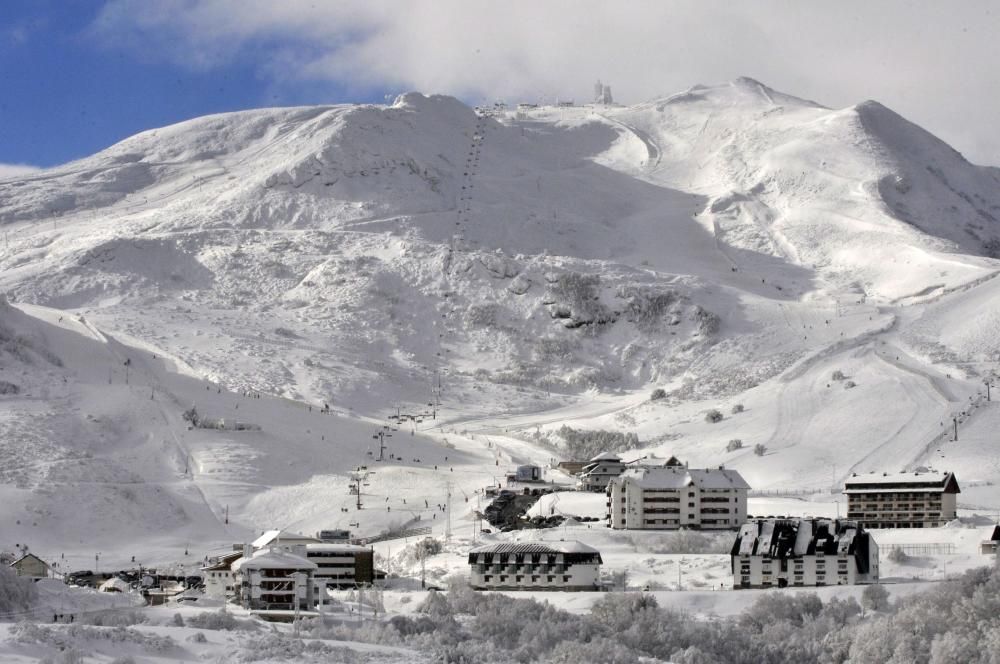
3, 78, 1000, 660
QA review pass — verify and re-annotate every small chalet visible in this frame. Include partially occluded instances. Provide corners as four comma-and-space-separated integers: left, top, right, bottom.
577, 452, 628, 491
981, 525, 1000, 554
10, 553, 51, 579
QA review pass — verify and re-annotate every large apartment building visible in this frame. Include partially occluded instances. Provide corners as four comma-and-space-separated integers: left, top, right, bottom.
468, 541, 603, 591
730, 518, 879, 588
606, 466, 749, 530
844, 470, 959, 528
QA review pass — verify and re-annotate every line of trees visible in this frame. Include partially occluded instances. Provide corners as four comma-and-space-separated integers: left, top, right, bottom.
307, 561, 1000, 664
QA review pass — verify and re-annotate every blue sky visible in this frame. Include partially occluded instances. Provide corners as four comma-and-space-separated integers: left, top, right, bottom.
0, 1, 387, 168
2, 1, 998, 169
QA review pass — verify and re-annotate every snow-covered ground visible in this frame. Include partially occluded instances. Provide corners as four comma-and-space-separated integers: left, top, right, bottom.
3, 79, 1000, 651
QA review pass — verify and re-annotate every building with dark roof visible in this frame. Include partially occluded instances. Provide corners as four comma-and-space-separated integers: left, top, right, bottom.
844, 470, 959, 528
730, 518, 879, 588
467, 540, 603, 591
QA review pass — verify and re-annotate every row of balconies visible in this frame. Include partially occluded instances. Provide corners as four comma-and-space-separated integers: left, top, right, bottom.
478, 564, 566, 574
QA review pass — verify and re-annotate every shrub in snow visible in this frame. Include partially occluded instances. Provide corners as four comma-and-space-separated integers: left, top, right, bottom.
81, 611, 146, 626
753, 443, 766, 456
704, 409, 723, 423
187, 632, 207, 643
544, 272, 614, 330
0, 380, 19, 394
845, 380, 857, 389
186, 609, 253, 631
172, 612, 184, 627
832, 370, 846, 381
886, 547, 909, 563
181, 406, 200, 427
731, 403, 744, 414
726, 439, 743, 452
556, 425, 641, 459
861, 583, 890, 613
650, 388, 667, 401
40, 649, 87, 664
0, 563, 36, 613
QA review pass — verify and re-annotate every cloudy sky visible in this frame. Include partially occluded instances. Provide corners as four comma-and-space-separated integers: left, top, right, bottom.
3, 0, 999, 168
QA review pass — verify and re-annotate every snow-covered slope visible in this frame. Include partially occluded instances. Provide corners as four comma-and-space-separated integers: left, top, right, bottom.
2, 80, 1000, 567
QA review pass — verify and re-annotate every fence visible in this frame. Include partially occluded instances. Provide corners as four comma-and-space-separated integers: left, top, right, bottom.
885, 543, 956, 556
356, 526, 432, 546
749, 488, 828, 498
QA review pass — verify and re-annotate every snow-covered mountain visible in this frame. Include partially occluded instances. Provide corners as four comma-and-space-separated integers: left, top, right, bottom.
3, 79, 1000, 568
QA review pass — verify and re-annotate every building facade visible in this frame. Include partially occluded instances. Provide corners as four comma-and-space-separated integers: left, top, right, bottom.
844, 471, 960, 528
302, 543, 374, 589
10, 553, 50, 579
731, 518, 879, 588
232, 548, 316, 611
607, 466, 749, 530
577, 453, 628, 491
201, 551, 241, 601
468, 541, 603, 591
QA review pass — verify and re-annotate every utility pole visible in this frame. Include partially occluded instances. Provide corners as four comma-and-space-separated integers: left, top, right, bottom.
954, 417, 959, 442
445, 481, 452, 544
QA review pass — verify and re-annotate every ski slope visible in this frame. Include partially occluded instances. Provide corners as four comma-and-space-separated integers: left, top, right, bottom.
2, 79, 1000, 576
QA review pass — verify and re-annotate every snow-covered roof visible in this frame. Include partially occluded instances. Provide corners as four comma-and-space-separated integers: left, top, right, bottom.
469, 540, 599, 555
99, 577, 131, 593
731, 518, 875, 574
844, 470, 959, 493
589, 452, 622, 462
232, 547, 317, 572
9, 553, 49, 568
251, 529, 320, 549
614, 466, 750, 490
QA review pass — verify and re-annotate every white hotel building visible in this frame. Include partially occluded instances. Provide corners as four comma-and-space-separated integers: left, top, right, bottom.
468, 541, 603, 591
606, 466, 749, 530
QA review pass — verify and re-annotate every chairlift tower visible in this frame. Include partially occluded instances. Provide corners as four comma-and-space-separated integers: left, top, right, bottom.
350, 468, 373, 510
373, 428, 392, 462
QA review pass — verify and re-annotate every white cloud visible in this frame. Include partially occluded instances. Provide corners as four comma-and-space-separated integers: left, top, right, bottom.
0, 163, 41, 179
91, 0, 1000, 164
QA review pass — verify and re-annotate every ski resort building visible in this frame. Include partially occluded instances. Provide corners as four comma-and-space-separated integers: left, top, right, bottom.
201, 551, 242, 600
248, 530, 375, 589
606, 466, 750, 530
301, 543, 375, 589
468, 541, 603, 591
730, 518, 879, 588
232, 548, 316, 611
577, 453, 629, 491
844, 470, 960, 528
9, 553, 51, 579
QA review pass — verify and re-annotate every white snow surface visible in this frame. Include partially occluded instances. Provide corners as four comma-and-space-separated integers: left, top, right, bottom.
2, 79, 1000, 621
